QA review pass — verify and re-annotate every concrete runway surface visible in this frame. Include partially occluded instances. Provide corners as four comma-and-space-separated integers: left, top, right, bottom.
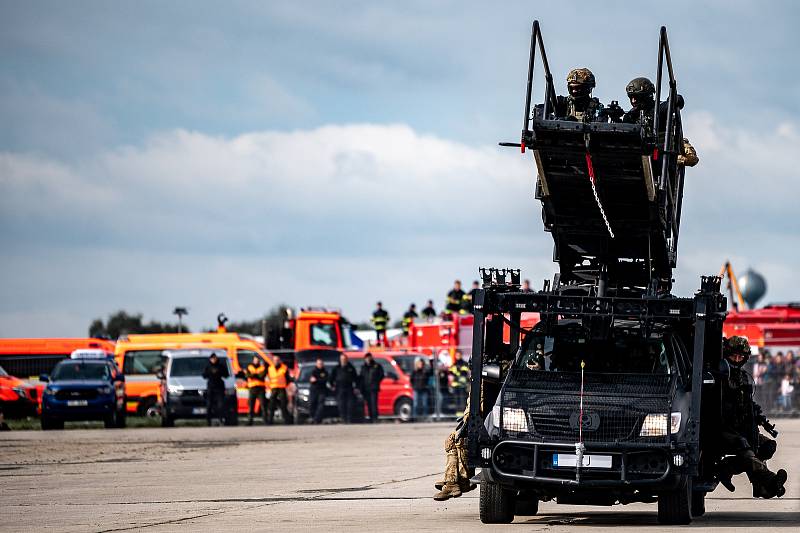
1, 420, 798, 532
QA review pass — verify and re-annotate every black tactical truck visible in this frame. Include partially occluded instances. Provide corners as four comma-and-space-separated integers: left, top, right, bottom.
466, 23, 731, 525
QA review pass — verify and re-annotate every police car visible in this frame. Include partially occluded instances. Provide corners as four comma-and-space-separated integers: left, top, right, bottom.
40, 349, 126, 430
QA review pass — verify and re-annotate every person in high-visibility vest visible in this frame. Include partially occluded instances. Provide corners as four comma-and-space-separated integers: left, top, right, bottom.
267, 356, 293, 425
461, 281, 479, 314
401, 304, 418, 336
245, 355, 268, 425
449, 351, 470, 417
371, 301, 390, 346
445, 280, 464, 316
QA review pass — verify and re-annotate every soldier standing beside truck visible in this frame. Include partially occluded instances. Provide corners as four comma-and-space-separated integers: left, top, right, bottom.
202, 353, 229, 426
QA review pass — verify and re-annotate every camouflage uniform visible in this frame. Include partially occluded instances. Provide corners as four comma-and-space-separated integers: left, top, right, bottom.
678, 138, 698, 167
553, 68, 603, 122
433, 396, 476, 501
623, 77, 699, 168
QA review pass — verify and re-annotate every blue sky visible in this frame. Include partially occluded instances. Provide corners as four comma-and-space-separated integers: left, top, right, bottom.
1, 1, 798, 335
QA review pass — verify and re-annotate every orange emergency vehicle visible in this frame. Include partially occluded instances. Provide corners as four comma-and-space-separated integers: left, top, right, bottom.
115, 332, 272, 416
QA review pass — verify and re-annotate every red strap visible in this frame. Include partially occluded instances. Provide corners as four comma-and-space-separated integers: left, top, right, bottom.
585, 152, 595, 184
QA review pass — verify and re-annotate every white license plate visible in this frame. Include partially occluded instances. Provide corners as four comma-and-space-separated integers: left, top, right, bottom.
552, 453, 612, 468
67, 400, 88, 407
192, 407, 207, 415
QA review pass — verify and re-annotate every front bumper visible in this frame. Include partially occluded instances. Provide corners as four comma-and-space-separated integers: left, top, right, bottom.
42, 395, 116, 420
165, 393, 236, 418
486, 439, 686, 489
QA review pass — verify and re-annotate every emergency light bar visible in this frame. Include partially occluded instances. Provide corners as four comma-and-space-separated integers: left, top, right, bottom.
71, 349, 114, 360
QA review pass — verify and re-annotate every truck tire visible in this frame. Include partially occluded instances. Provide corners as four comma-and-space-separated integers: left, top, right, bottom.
394, 397, 412, 422
479, 470, 515, 524
691, 490, 705, 517
658, 475, 693, 525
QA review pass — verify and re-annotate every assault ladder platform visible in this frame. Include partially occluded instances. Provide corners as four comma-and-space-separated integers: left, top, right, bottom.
503, 22, 686, 295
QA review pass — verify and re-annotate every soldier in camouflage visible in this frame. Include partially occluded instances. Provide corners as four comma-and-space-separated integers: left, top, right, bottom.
622, 76, 698, 167
433, 417, 474, 501
716, 336, 787, 499
552, 68, 604, 122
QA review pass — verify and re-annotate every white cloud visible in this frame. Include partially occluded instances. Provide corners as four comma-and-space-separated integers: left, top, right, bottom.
1, 117, 799, 336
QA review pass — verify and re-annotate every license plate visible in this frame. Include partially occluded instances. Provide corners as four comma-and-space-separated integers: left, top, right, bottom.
192, 407, 207, 415
67, 400, 88, 407
552, 453, 612, 468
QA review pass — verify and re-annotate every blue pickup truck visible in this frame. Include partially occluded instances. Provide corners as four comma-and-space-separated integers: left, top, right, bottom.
40, 349, 126, 430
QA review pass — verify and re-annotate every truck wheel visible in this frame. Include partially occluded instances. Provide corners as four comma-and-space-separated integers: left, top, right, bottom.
658, 475, 693, 524
161, 414, 174, 427
479, 470, 515, 524
394, 397, 412, 422
691, 490, 705, 517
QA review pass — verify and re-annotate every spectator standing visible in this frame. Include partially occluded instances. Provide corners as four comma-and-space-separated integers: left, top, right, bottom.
329, 354, 358, 423
449, 351, 470, 416
360, 353, 385, 423
445, 281, 465, 317
421, 300, 437, 322
411, 359, 432, 421
308, 357, 329, 424
202, 352, 229, 426
401, 304, 418, 336
779, 374, 795, 412
245, 355, 268, 425
267, 356, 293, 425
371, 302, 390, 346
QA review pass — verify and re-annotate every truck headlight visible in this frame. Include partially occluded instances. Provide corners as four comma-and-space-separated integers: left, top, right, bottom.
502, 407, 528, 432
167, 386, 183, 396
640, 412, 681, 437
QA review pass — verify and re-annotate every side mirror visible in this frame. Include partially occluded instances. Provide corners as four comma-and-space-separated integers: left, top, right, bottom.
156, 370, 165, 380
39, 374, 50, 383
482, 364, 501, 383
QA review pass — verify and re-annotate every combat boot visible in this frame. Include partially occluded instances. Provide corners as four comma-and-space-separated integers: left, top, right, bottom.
752, 469, 787, 499
715, 459, 737, 492
433, 483, 462, 501
434, 480, 445, 490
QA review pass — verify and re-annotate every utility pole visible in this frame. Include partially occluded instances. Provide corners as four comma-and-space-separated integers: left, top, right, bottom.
173, 307, 188, 333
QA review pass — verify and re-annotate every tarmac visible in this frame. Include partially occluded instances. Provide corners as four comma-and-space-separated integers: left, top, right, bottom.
1, 420, 798, 532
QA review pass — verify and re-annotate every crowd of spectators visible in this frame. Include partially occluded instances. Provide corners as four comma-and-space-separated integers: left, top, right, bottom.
751, 349, 798, 414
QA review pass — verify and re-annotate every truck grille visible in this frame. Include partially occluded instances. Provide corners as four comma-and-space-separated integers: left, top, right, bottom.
500, 370, 674, 443
55, 389, 98, 401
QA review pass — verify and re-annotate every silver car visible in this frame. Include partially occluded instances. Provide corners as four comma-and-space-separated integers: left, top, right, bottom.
158, 348, 238, 426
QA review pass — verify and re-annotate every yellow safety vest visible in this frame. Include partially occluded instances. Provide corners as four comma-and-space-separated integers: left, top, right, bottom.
268, 364, 288, 389
246, 363, 267, 389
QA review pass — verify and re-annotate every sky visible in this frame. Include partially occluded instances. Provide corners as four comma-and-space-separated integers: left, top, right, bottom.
1, 1, 799, 336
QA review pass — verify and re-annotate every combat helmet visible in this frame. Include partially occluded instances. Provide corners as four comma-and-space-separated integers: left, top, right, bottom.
566, 68, 595, 98
626, 77, 656, 108
723, 336, 751, 368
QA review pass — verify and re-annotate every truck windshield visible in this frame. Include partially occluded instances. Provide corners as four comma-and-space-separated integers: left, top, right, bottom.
52, 362, 110, 381
516, 330, 672, 375
124, 350, 165, 375
169, 357, 211, 377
